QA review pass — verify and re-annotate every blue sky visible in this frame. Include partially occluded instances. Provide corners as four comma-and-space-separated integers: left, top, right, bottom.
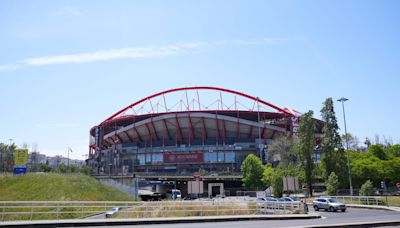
1, 0, 399, 159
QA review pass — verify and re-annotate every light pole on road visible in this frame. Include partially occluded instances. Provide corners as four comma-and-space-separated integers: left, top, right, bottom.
337, 97, 353, 196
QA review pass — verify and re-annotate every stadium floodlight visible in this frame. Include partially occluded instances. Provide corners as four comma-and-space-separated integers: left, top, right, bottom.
337, 97, 353, 196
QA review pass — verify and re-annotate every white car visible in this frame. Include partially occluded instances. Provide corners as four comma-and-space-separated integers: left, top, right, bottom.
105, 207, 121, 218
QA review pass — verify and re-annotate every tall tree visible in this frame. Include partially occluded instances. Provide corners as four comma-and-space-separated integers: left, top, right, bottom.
295, 111, 316, 196
240, 154, 265, 190
320, 98, 347, 181
267, 135, 295, 168
0, 143, 16, 172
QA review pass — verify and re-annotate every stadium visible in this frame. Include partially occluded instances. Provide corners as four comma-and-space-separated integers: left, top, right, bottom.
88, 86, 323, 197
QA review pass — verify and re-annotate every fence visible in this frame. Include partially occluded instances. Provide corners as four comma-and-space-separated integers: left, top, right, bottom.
255, 201, 304, 214
327, 195, 400, 207
236, 191, 258, 197
0, 200, 305, 221
0, 201, 141, 221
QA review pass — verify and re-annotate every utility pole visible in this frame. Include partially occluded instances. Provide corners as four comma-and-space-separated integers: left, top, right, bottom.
67, 147, 73, 171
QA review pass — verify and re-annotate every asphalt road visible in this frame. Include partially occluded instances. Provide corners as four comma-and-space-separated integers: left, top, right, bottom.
86, 213, 106, 219
73, 207, 400, 228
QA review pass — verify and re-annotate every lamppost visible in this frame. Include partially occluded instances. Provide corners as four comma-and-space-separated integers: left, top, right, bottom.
337, 97, 353, 196
67, 147, 73, 171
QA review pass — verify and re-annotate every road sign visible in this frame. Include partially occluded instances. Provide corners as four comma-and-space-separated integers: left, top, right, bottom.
192, 172, 201, 180
14, 149, 28, 167
13, 149, 28, 175
188, 180, 203, 194
256, 191, 266, 198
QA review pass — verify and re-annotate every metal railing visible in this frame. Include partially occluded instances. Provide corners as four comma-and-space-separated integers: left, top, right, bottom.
326, 196, 385, 205
255, 201, 304, 214
0, 200, 304, 221
0, 201, 141, 221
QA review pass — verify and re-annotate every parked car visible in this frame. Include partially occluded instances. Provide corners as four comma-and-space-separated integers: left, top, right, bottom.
279, 197, 301, 202
105, 207, 121, 218
257, 197, 278, 202
313, 197, 346, 212
166, 189, 182, 200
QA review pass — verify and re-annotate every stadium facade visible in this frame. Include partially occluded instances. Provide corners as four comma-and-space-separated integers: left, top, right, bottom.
88, 87, 322, 196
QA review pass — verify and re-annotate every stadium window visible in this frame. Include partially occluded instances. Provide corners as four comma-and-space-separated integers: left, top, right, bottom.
225, 152, 235, 163
145, 154, 152, 165
217, 152, 224, 163
138, 154, 145, 165
152, 154, 163, 164
204, 152, 217, 163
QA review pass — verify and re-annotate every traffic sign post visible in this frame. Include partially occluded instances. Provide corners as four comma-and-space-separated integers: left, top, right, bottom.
381, 180, 388, 207
13, 149, 28, 175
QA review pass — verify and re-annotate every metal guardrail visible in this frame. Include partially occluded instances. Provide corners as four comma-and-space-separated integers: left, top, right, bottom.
255, 201, 304, 214
326, 196, 385, 205
0, 201, 142, 221
0, 200, 304, 221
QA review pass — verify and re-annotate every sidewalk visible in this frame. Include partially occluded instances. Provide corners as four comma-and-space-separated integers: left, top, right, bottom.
0, 213, 321, 227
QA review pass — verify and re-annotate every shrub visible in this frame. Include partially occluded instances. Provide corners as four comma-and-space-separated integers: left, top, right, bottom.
326, 172, 339, 196
359, 180, 374, 196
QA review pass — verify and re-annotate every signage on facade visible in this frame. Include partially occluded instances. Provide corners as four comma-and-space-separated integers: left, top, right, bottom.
192, 172, 201, 180
163, 152, 203, 163
291, 117, 299, 137
188, 180, 204, 194
283, 176, 299, 191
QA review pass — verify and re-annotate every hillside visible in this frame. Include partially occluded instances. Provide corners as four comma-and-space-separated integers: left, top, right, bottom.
0, 173, 134, 201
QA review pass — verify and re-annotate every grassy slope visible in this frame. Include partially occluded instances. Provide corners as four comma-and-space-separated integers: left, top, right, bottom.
0, 173, 134, 201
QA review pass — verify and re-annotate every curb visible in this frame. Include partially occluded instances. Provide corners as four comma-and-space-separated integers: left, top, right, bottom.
287, 220, 400, 228
346, 204, 400, 212
0, 214, 321, 228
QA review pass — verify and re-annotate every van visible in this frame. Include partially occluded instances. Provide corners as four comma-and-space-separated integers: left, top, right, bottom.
166, 189, 182, 200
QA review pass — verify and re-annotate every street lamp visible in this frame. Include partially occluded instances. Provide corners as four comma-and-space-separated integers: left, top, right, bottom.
337, 97, 353, 196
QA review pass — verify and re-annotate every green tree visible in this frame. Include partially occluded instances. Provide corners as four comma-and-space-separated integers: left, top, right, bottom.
40, 160, 53, 172
326, 172, 339, 196
58, 163, 67, 173
387, 144, 400, 157
369, 144, 387, 160
241, 154, 265, 190
272, 165, 284, 198
359, 180, 374, 196
0, 143, 16, 172
262, 165, 275, 187
295, 111, 316, 196
320, 98, 348, 184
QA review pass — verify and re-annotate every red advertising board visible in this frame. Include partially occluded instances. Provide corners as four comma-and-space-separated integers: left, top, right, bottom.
164, 152, 203, 163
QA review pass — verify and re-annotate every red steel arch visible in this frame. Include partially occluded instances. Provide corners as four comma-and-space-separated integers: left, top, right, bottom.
100, 86, 293, 125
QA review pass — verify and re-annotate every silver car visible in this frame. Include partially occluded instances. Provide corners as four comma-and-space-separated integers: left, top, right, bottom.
313, 197, 346, 212
105, 207, 121, 218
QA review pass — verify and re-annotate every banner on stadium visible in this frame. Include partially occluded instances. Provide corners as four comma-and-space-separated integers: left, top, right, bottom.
163, 152, 203, 163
